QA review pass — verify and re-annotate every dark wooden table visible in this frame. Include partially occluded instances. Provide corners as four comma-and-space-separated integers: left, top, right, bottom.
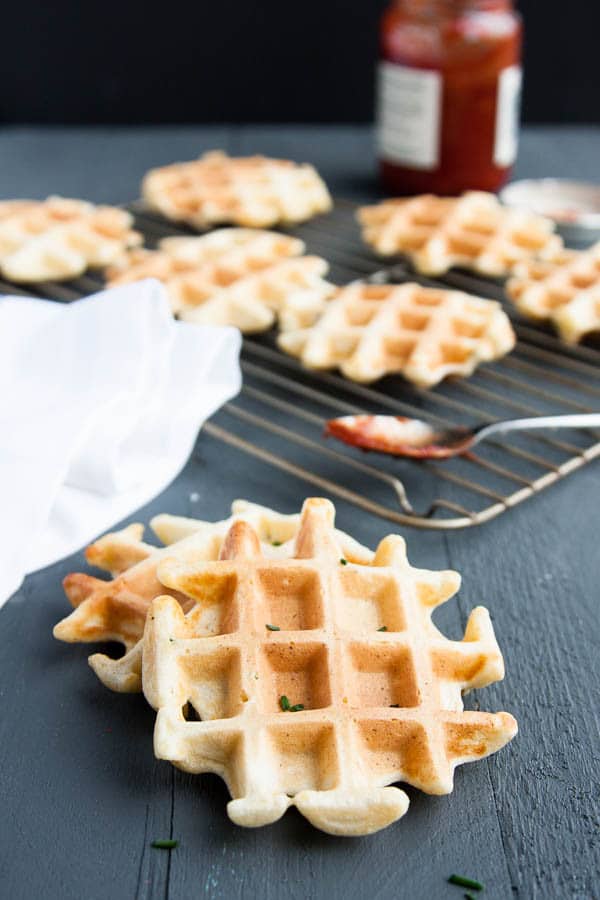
1, 126, 598, 900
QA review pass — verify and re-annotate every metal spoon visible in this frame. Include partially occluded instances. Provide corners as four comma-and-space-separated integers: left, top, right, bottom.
325, 413, 600, 460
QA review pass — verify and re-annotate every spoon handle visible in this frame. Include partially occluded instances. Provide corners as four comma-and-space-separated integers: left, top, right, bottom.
477, 413, 600, 443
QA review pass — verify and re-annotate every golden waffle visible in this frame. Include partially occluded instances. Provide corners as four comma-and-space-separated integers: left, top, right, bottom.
507, 242, 600, 343
145, 497, 517, 836
0, 196, 141, 282
358, 191, 562, 277
106, 228, 335, 331
278, 282, 515, 387
142, 150, 332, 228
53, 501, 372, 693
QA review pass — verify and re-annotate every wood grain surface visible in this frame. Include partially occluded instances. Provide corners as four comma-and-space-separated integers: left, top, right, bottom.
0, 126, 598, 900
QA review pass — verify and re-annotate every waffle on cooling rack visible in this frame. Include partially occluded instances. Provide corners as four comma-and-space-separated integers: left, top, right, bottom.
0, 196, 141, 282
106, 228, 335, 331
507, 241, 600, 343
358, 191, 562, 277
145, 497, 516, 835
54, 501, 372, 693
278, 282, 515, 387
142, 150, 332, 228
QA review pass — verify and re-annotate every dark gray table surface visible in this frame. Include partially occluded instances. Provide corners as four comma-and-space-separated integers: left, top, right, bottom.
0, 126, 598, 900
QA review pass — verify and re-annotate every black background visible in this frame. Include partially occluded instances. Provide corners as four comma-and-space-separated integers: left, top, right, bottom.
0, 1, 598, 125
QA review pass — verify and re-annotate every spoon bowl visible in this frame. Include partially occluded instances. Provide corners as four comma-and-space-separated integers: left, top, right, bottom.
325, 413, 600, 460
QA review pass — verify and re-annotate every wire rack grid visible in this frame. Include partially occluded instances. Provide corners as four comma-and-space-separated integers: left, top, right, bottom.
3, 198, 599, 529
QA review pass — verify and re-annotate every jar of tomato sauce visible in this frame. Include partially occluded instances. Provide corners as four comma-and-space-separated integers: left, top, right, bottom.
377, 0, 522, 195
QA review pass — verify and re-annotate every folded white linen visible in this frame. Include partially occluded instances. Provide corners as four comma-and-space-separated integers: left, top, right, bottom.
0, 279, 241, 605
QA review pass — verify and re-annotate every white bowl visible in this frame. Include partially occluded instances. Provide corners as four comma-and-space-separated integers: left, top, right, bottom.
500, 178, 600, 246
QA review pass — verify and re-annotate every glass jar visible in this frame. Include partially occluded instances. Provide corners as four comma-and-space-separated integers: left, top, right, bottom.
377, 0, 522, 195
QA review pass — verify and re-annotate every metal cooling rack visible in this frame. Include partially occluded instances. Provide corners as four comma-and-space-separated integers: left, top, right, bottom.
4, 198, 599, 529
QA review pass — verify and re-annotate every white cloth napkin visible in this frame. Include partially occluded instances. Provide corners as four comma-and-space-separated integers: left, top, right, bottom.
0, 279, 241, 606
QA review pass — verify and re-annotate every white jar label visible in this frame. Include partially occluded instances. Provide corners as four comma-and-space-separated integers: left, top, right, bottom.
494, 65, 522, 167
377, 62, 441, 170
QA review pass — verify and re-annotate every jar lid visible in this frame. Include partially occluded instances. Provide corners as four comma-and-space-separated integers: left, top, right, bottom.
500, 178, 600, 245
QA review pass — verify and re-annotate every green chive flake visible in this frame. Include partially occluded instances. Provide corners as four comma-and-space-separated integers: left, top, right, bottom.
272, 540, 282, 546
448, 875, 483, 891
266, 623, 281, 631
340, 558, 348, 565
279, 695, 291, 711
289, 704, 305, 712
152, 839, 178, 850
378, 625, 387, 632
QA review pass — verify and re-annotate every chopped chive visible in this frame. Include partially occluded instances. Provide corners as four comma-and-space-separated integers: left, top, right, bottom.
448, 875, 483, 891
272, 540, 282, 546
266, 623, 281, 631
340, 558, 348, 565
280, 695, 304, 712
377, 625, 387, 632
152, 839, 178, 850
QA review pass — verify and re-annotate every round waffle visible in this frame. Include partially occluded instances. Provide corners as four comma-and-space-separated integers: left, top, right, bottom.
145, 498, 517, 835
278, 281, 516, 387
0, 196, 141, 282
107, 228, 335, 331
358, 191, 562, 277
507, 241, 600, 342
142, 150, 332, 228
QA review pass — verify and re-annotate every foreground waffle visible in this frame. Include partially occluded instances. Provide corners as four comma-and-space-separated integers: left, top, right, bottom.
507, 242, 600, 343
106, 228, 334, 330
54, 500, 372, 692
142, 150, 332, 228
278, 282, 515, 387
145, 497, 517, 836
358, 191, 562, 277
0, 196, 141, 282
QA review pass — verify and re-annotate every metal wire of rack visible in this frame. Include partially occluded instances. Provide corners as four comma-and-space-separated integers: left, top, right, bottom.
3, 198, 599, 529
